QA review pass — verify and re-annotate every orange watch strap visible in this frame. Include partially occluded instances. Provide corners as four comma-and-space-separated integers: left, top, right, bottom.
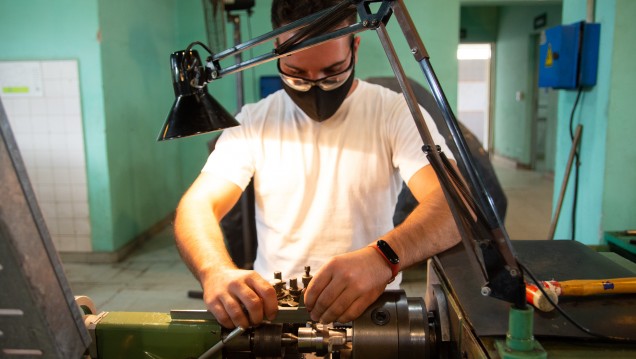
370, 243, 400, 283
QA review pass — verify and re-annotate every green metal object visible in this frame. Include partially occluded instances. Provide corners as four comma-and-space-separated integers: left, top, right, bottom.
604, 231, 636, 263
95, 312, 223, 359
495, 306, 547, 359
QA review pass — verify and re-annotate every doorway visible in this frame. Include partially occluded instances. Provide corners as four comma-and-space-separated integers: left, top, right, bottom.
457, 43, 493, 151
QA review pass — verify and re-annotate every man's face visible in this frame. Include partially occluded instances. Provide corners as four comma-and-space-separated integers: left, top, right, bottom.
277, 32, 359, 85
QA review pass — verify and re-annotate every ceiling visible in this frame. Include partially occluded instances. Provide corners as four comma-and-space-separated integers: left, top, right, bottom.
461, 0, 561, 6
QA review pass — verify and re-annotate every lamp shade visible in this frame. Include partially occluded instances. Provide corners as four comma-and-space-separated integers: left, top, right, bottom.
158, 50, 239, 141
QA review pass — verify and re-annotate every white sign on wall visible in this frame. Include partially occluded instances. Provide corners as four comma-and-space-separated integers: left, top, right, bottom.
0, 61, 44, 97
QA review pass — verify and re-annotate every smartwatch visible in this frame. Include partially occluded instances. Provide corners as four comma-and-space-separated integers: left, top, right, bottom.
370, 239, 400, 283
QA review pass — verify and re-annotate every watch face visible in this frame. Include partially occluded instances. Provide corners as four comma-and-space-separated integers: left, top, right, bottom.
377, 240, 400, 264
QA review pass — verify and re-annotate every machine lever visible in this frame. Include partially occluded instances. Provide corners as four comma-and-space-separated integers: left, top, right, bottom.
198, 326, 246, 359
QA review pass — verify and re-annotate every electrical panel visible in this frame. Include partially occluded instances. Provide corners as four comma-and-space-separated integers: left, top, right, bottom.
538, 21, 600, 89
260, 76, 283, 99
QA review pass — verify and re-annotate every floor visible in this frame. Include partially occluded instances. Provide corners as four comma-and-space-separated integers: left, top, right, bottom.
63, 159, 555, 313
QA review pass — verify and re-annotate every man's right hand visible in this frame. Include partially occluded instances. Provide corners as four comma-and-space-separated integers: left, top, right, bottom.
200, 268, 279, 329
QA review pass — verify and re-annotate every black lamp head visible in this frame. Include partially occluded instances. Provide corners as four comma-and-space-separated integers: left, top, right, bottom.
158, 50, 239, 141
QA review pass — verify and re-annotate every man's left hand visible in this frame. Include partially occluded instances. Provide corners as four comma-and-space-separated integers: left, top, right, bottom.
303, 246, 392, 323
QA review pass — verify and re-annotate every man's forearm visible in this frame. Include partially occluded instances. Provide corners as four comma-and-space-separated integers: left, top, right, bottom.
382, 187, 460, 269
174, 197, 237, 281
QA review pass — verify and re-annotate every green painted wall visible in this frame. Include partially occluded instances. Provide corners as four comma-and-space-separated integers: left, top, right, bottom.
356, 0, 460, 108
554, 0, 636, 244
461, 6, 499, 43
603, 0, 636, 232
492, 4, 561, 165
98, 0, 174, 250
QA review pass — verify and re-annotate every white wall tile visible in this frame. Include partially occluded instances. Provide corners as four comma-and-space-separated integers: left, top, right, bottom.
9, 115, 30, 134
56, 235, 76, 252
29, 98, 48, 116
56, 202, 75, 218
36, 183, 56, 202
73, 201, 90, 217
46, 98, 65, 115
2, 60, 92, 252
11, 98, 30, 115
59, 61, 79, 80
44, 80, 64, 97
75, 236, 93, 252
63, 97, 81, 115
63, 80, 80, 97
31, 115, 50, 133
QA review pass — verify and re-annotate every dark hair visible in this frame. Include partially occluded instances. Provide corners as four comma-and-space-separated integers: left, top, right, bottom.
271, 0, 357, 29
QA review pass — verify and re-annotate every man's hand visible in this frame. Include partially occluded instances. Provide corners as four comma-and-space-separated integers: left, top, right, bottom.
201, 268, 278, 329
303, 247, 391, 324
174, 173, 278, 328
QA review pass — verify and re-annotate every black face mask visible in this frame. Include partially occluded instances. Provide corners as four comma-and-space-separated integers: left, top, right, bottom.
282, 69, 355, 122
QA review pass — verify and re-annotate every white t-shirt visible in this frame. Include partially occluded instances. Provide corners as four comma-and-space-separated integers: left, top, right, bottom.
202, 80, 451, 288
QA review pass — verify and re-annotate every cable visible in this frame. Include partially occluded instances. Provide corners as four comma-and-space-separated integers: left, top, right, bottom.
568, 87, 583, 240
519, 261, 635, 342
186, 41, 214, 55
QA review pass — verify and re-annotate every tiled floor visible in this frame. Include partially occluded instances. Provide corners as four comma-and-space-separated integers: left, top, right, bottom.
65, 231, 205, 313
64, 160, 555, 313
494, 158, 554, 240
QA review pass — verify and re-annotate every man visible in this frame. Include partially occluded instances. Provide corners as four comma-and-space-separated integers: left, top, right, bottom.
174, 0, 460, 330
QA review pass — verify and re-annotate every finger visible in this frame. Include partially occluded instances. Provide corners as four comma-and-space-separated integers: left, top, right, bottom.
336, 294, 379, 324
248, 276, 279, 321
318, 286, 361, 324
240, 291, 265, 325
207, 299, 234, 329
304, 267, 333, 311
308, 275, 348, 322
220, 294, 251, 329
230, 282, 271, 326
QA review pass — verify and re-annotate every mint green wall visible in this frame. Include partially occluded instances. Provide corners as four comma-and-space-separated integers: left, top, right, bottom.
0, 0, 114, 248
357, 0, 460, 109
553, 0, 611, 243
554, 0, 636, 244
492, 4, 561, 165
603, 0, 636, 232
461, 6, 499, 43
98, 0, 170, 250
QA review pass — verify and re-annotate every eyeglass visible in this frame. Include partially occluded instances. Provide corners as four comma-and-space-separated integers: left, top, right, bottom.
277, 40, 355, 92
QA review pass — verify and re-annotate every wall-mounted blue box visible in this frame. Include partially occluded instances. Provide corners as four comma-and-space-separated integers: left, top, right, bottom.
538, 21, 601, 89
259, 75, 283, 99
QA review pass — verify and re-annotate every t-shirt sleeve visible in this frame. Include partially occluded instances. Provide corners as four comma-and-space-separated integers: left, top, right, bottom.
201, 112, 255, 191
389, 99, 455, 185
